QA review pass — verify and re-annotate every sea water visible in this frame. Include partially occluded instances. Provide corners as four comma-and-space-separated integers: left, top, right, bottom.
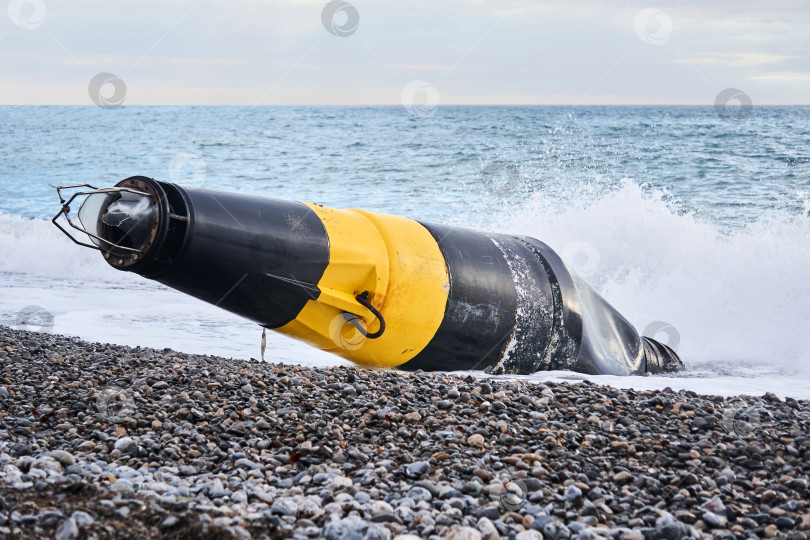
1, 106, 808, 398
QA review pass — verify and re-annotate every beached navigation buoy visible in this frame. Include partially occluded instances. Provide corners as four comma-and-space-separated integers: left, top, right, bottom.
53, 176, 682, 376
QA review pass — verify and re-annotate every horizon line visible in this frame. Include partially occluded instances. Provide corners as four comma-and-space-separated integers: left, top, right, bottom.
2, 103, 808, 107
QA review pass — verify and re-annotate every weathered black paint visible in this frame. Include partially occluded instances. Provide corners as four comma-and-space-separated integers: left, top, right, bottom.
402, 224, 519, 372
122, 178, 331, 329
402, 227, 680, 375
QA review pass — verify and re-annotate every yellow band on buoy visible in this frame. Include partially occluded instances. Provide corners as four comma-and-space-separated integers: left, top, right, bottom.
277, 204, 449, 368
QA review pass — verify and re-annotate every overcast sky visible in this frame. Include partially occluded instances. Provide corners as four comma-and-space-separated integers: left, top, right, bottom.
1, 0, 808, 105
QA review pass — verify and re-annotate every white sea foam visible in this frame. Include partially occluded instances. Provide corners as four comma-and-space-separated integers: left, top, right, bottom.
492, 180, 810, 385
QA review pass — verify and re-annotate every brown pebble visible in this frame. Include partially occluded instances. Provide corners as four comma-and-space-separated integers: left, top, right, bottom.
467, 434, 485, 448
613, 471, 632, 483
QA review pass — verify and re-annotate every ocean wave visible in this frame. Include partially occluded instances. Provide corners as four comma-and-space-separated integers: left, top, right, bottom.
493, 179, 810, 374
0, 212, 133, 284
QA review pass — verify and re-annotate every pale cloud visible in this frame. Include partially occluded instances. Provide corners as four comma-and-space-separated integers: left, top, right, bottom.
675, 52, 797, 67
754, 70, 810, 82
391, 64, 485, 72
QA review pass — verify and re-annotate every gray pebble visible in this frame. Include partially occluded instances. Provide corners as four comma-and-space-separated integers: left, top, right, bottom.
271, 497, 298, 516
70, 511, 95, 527
161, 515, 179, 528
407, 486, 433, 502
406, 460, 431, 478
564, 484, 582, 501
55, 518, 79, 540
50, 450, 75, 467
113, 437, 138, 456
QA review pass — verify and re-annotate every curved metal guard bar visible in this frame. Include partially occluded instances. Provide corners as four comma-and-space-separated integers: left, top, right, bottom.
52, 185, 152, 253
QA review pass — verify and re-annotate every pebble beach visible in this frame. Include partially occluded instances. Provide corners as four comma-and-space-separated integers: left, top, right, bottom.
0, 325, 808, 540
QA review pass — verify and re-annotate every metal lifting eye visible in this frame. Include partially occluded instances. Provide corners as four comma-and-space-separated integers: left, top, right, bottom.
348, 291, 385, 339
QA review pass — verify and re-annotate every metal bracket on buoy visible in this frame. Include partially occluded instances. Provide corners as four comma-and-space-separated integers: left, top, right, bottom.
349, 291, 386, 339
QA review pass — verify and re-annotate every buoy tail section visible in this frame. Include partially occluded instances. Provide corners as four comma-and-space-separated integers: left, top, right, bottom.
520, 236, 682, 376
642, 337, 683, 374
